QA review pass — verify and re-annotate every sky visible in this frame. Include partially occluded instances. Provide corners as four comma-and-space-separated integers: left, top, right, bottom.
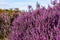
0, 0, 52, 10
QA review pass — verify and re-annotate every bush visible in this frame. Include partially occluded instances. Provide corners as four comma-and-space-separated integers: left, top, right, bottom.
9, 3, 60, 40
0, 13, 10, 40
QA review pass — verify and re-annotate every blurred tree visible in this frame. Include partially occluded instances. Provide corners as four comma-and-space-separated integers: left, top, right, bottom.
28, 5, 32, 12
51, 0, 57, 5
14, 8, 19, 12
8, 9, 13, 16
36, 2, 40, 9
0, 9, 2, 13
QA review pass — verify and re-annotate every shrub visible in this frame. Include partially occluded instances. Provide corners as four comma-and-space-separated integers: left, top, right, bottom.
9, 1, 60, 40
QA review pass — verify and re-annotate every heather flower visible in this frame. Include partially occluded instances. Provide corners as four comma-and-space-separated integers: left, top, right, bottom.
9, 1, 60, 40
0, 12, 10, 40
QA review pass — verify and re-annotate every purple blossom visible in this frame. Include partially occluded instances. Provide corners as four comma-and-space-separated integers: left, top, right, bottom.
9, 2, 60, 40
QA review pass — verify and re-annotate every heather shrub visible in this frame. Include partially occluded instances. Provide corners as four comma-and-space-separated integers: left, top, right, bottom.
9, 2, 60, 40
0, 9, 22, 40
0, 13, 11, 40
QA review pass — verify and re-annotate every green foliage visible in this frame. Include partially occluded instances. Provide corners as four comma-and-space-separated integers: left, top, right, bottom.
8, 9, 13, 16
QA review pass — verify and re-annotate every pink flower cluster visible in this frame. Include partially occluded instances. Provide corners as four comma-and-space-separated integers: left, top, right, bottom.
10, 2, 60, 40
